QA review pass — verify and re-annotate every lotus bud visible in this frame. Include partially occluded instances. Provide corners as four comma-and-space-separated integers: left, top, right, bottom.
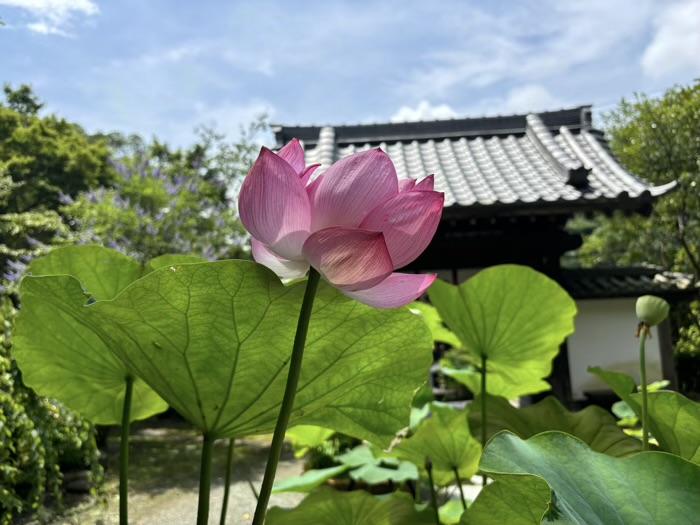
635, 295, 670, 327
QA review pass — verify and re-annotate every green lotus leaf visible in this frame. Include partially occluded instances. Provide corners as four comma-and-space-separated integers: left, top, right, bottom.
588, 366, 637, 394
428, 265, 577, 399
350, 460, 419, 485
20, 260, 433, 443
468, 394, 641, 456
409, 301, 462, 348
27, 244, 142, 301
590, 368, 700, 463
410, 403, 431, 431
441, 365, 550, 402
266, 487, 434, 525
286, 425, 336, 458
333, 444, 419, 485
440, 499, 466, 525
272, 465, 350, 494
640, 391, 700, 463
145, 253, 207, 274
460, 475, 550, 525
335, 444, 377, 466
393, 403, 481, 486
479, 431, 700, 524
13, 246, 203, 424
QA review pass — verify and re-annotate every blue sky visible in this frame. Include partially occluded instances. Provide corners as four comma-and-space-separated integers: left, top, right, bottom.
2, 0, 699, 147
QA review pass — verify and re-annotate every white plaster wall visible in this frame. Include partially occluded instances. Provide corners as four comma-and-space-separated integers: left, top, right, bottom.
567, 298, 663, 400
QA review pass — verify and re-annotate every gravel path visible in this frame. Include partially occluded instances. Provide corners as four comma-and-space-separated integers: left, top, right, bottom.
43, 427, 305, 525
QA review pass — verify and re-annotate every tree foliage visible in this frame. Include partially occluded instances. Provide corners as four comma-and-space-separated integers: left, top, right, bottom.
64, 121, 263, 263
576, 81, 700, 393
0, 84, 263, 521
0, 84, 115, 214
578, 81, 700, 278
0, 173, 69, 273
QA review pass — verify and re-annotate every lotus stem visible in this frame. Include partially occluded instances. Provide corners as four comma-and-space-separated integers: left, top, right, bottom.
119, 375, 134, 525
425, 457, 441, 525
196, 434, 215, 525
252, 269, 321, 525
220, 438, 235, 525
453, 466, 467, 510
480, 354, 488, 487
639, 329, 650, 451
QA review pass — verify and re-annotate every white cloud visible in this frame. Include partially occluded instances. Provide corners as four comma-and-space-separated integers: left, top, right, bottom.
500, 84, 564, 114
0, 0, 98, 35
26, 20, 67, 35
389, 86, 562, 123
462, 84, 566, 117
399, 0, 654, 99
391, 100, 457, 122
641, 0, 700, 78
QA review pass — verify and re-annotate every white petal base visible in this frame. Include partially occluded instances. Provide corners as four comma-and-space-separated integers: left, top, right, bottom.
252, 239, 310, 279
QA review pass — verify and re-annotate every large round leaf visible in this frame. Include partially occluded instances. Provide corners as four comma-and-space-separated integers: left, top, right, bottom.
428, 265, 577, 399
21, 260, 433, 443
272, 465, 350, 494
266, 487, 434, 525
590, 367, 700, 463
15, 276, 167, 424
641, 392, 700, 463
409, 301, 462, 348
286, 425, 336, 458
337, 444, 419, 485
393, 403, 481, 486
12, 246, 202, 424
468, 394, 641, 456
27, 244, 142, 301
460, 475, 551, 525
478, 431, 700, 524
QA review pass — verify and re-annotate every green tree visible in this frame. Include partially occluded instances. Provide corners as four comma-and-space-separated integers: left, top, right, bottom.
0, 173, 69, 271
65, 119, 265, 263
577, 81, 700, 394
0, 84, 115, 214
578, 81, 700, 277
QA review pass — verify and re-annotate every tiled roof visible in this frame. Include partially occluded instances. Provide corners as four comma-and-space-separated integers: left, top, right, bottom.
560, 267, 698, 300
273, 107, 675, 217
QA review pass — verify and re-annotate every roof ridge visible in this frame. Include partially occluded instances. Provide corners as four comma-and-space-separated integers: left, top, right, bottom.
274, 106, 593, 146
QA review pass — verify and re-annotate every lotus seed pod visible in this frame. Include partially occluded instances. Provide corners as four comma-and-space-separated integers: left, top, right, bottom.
635, 295, 670, 326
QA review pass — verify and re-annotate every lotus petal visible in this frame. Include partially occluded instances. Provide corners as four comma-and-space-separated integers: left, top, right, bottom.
302, 227, 393, 292
309, 149, 398, 230
300, 164, 320, 186
239, 147, 311, 260
277, 138, 306, 174
342, 273, 437, 309
414, 175, 435, 191
360, 191, 444, 268
399, 179, 416, 192
252, 239, 310, 279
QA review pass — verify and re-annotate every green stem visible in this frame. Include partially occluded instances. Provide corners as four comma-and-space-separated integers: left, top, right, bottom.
639, 328, 650, 451
119, 375, 134, 525
426, 457, 441, 525
220, 438, 235, 525
453, 466, 467, 511
480, 354, 487, 487
252, 269, 321, 525
196, 435, 215, 525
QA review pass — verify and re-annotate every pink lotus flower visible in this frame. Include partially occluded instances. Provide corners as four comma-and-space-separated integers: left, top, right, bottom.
239, 139, 444, 309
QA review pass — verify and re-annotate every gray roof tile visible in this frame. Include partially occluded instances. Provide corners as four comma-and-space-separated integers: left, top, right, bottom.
275, 107, 675, 216
560, 267, 698, 300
